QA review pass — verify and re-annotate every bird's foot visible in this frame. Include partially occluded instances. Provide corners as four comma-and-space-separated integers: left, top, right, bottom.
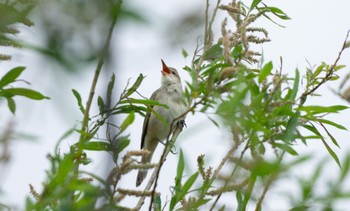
177, 119, 187, 129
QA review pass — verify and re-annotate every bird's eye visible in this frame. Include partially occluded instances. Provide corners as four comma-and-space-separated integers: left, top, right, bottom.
171, 71, 176, 75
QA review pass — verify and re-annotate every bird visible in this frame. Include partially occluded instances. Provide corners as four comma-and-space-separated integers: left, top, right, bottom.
136, 59, 187, 187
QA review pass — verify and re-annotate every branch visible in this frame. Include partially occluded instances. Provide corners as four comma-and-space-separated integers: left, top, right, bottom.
75, 1, 122, 157
195, 0, 222, 72
134, 93, 205, 210
209, 136, 251, 210
134, 122, 184, 210
299, 30, 350, 105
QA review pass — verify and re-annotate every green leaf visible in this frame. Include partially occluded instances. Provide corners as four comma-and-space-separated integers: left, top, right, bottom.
274, 143, 298, 155
340, 153, 350, 181
81, 141, 112, 151
282, 115, 299, 142
125, 74, 145, 97
119, 111, 135, 133
107, 73, 115, 101
265, 6, 291, 20
312, 63, 325, 79
114, 136, 130, 154
321, 138, 341, 168
154, 195, 162, 211
176, 150, 185, 187
334, 64, 346, 71
0, 66, 25, 88
120, 98, 168, 108
329, 75, 340, 81
113, 105, 148, 116
203, 41, 223, 60
298, 105, 348, 115
236, 191, 244, 211
182, 48, 188, 58
72, 89, 85, 114
0, 88, 49, 100
231, 44, 243, 60
289, 69, 299, 100
6, 97, 16, 114
302, 124, 322, 137
258, 61, 273, 83
321, 123, 340, 148
98, 96, 104, 114
317, 118, 347, 130
170, 150, 186, 210
178, 172, 199, 201
250, 0, 262, 11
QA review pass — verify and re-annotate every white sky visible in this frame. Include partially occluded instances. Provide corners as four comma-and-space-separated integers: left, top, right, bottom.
1, 0, 350, 210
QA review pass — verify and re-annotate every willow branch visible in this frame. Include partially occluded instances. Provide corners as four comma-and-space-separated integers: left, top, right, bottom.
134, 123, 184, 211
299, 30, 350, 105
195, 0, 222, 72
76, 1, 122, 156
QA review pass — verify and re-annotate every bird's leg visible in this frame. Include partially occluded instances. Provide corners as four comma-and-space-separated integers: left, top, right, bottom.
177, 119, 187, 129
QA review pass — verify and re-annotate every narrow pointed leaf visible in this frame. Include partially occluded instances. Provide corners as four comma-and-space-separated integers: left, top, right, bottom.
178, 172, 199, 200
98, 96, 104, 114
312, 63, 325, 79
125, 74, 144, 97
72, 89, 85, 114
321, 138, 341, 168
81, 141, 112, 151
176, 150, 185, 188
298, 105, 348, 115
107, 73, 115, 101
317, 119, 347, 130
120, 98, 167, 107
6, 97, 16, 114
289, 69, 299, 100
258, 61, 273, 83
320, 123, 340, 148
1, 88, 49, 100
250, 0, 262, 11
0, 66, 25, 88
115, 136, 130, 154
274, 143, 298, 155
119, 111, 135, 133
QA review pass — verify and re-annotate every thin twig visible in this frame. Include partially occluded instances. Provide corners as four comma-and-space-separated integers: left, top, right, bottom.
134, 124, 183, 210
134, 93, 205, 210
195, 0, 222, 72
255, 150, 285, 211
148, 125, 183, 211
299, 30, 350, 104
254, 174, 276, 211
76, 1, 122, 157
209, 136, 251, 210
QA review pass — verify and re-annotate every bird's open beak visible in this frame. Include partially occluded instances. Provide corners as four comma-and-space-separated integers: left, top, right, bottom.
161, 59, 171, 75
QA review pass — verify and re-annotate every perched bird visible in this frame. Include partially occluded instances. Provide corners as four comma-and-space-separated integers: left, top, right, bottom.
136, 59, 187, 187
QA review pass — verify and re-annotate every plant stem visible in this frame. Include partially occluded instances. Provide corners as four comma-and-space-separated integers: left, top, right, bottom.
134, 123, 184, 210
76, 1, 122, 157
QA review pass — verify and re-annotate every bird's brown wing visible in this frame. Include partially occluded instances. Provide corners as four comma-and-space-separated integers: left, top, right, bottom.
140, 89, 160, 149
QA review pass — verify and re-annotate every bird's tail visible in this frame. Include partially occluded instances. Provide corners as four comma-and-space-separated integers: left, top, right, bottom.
136, 170, 148, 187
136, 148, 155, 187
136, 136, 159, 187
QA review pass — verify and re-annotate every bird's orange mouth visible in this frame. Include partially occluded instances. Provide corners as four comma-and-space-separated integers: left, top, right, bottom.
161, 59, 171, 75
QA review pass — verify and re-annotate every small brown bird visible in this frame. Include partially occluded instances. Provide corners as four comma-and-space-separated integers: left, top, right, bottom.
136, 60, 187, 187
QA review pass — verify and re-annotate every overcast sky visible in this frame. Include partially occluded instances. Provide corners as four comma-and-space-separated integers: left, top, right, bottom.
1, 0, 350, 210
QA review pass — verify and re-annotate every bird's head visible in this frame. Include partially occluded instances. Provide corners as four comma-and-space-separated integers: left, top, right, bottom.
161, 59, 181, 86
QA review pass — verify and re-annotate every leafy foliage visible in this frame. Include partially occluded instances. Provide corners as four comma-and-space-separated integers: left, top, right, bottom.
1, 0, 350, 210
0, 67, 49, 114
